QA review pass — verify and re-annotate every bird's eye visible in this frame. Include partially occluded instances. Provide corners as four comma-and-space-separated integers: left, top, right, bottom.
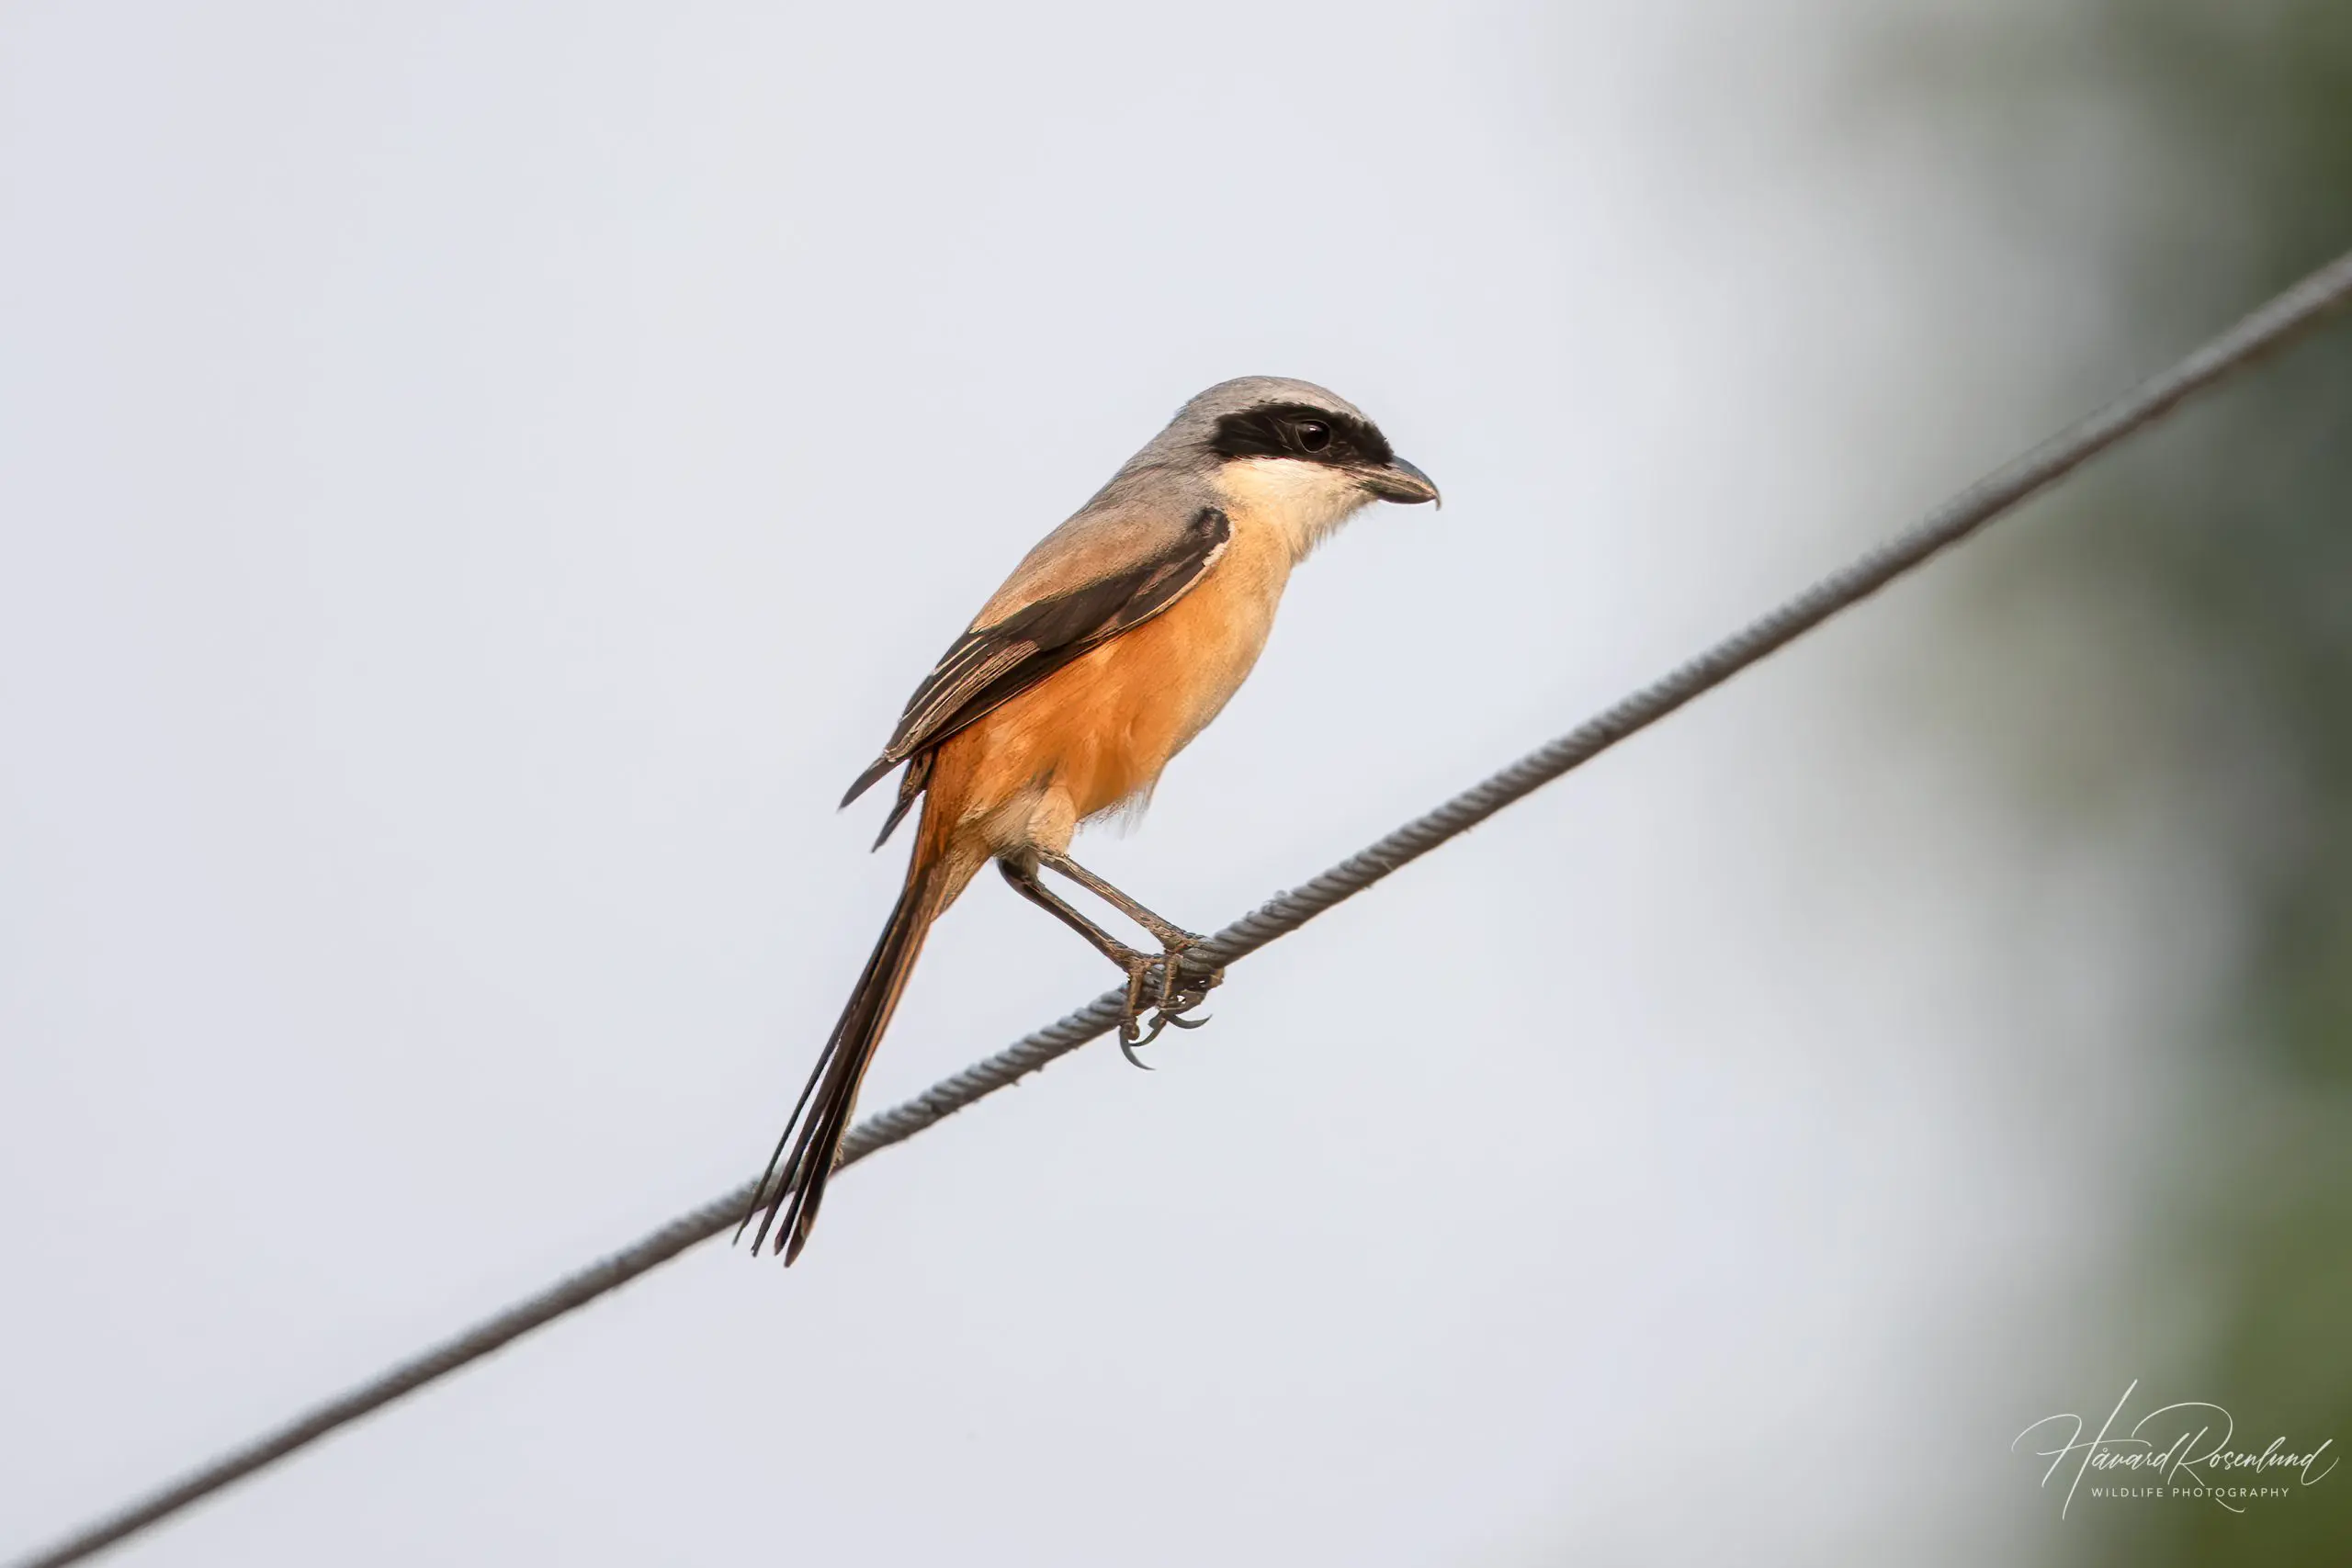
1294, 419, 1332, 453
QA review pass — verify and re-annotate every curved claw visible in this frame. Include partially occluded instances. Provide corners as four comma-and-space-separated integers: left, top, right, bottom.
1115, 954, 1160, 1068
1114, 949, 1221, 1068
1142, 1005, 1184, 1049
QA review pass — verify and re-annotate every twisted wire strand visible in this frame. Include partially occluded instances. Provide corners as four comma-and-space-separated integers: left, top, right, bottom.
17, 244, 2352, 1568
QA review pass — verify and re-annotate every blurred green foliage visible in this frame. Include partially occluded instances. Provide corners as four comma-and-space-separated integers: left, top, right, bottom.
1964, 0, 2352, 1560
2073, 6, 2352, 1082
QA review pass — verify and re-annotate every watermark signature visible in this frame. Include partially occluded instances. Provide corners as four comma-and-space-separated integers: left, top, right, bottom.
2014, 1380, 2336, 1517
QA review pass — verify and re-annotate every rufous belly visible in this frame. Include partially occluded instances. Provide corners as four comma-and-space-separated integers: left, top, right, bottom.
926, 517, 1293, 858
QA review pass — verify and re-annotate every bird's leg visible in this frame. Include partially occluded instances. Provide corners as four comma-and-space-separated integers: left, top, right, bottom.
1036, 852, 1224, 1030
998, 860, 1168, 1066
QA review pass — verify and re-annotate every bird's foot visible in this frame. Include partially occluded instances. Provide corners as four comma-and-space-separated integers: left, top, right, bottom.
1114, 933, 1224, 1066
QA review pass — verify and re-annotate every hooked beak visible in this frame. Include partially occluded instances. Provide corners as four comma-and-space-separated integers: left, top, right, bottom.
1358, 454, 1441, 507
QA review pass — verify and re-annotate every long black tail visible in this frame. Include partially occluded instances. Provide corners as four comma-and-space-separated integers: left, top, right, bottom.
742, 856, 945, 1264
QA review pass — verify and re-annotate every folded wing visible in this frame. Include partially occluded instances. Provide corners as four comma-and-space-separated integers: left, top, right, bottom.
843, 505, 1231, 843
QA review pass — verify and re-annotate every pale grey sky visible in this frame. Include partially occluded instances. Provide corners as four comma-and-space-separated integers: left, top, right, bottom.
1, 2, 2209, 1562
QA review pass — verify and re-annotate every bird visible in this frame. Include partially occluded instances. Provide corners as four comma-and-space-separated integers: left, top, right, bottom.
742, 376, 1439, 1263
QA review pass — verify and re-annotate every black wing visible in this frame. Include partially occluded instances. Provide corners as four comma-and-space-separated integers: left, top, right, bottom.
842, 506, 1231, 832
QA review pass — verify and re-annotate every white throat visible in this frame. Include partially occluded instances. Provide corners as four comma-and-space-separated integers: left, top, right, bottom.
1213, 457, 1375, 565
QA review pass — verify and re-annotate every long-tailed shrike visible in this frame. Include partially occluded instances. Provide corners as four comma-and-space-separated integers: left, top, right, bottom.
744, 377, 1438, 1262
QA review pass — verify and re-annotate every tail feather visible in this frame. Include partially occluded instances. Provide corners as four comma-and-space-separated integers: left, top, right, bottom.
743, 855, 949, 1264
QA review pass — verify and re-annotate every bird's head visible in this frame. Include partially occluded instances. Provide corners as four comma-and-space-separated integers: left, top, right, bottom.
1164, 377, 1439, 558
